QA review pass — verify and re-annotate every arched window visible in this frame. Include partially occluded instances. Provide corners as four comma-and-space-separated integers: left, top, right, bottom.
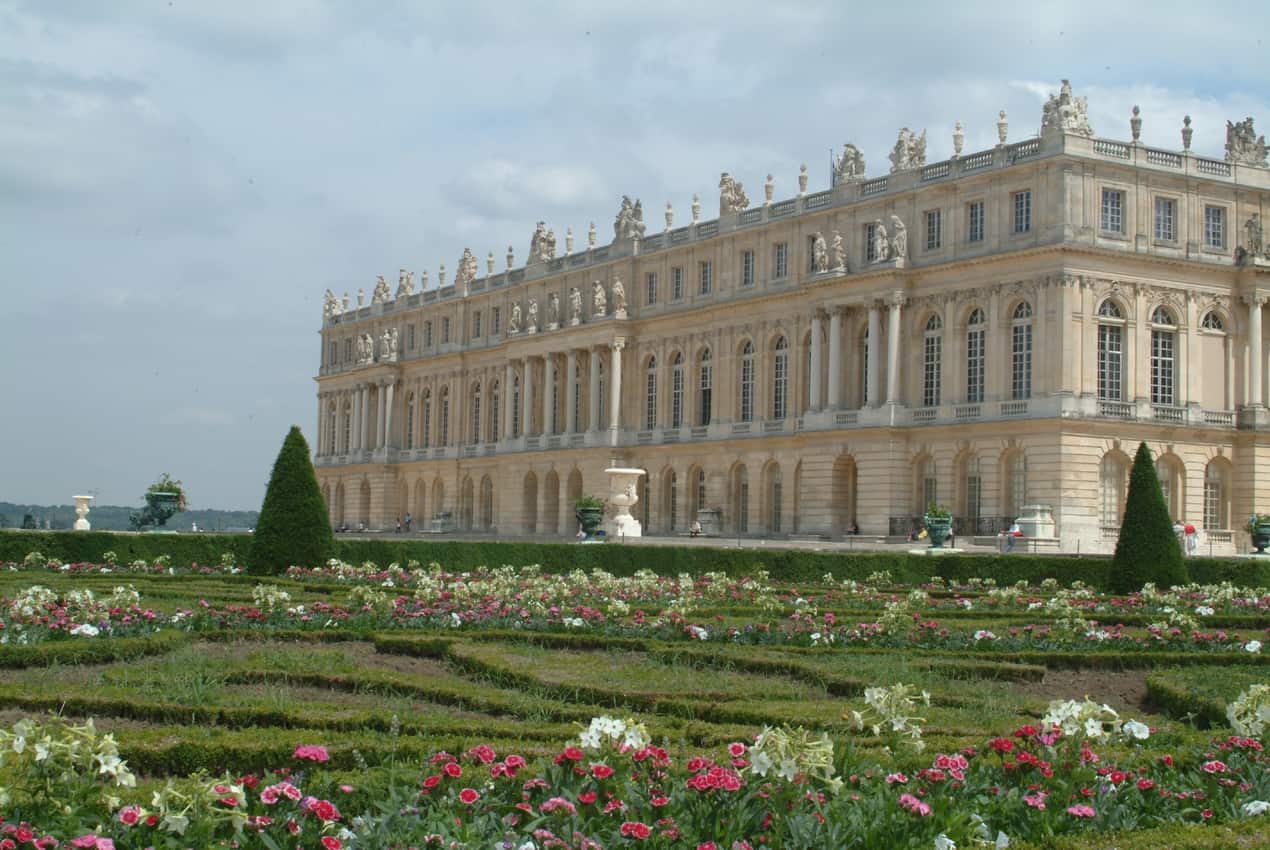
769, 466, 783, 533
1005, 453, 1028, 519
1204, 461, 1229, 530
1012, 301, 1033, 400
1156, 454, 1184, 520
1201, 311, 1225, 331
740, 341, 755, 422
698, 348, 713, 426
667, 471, 678, 530
470, 383, 482, 445
405, 392, 415, 449
966, 308, 985, 403
342, 402, 351, 453
644, 355, 658, 430
671, 353, 684, 428
923, 314, 943, 407
962, 455, 981, 526
697, 468, 708, 515
1096, 299, 1125, 401
421, 390, 432, 448
489, 381, 500, 443
510, 375, 521, 437
1150, 306, 1176, 406
860, 324, 870, 406
439, 387, 450, 446
919, 456, 938, 513
1099, 453, 1127, 528
772, 336, 789, 420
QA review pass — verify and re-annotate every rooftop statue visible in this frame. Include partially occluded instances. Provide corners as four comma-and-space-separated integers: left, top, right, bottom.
1041, 79, 1094, 137
613, 195, 646, 241
455, 248, 478, 290
371, 275, 391, 305
718, 172, 749, 215
834, 143, 865, 183
323, 289, 340, 319
1226, 117, 1268, 167
530, 221, 556, 263
888, 128, 927, 173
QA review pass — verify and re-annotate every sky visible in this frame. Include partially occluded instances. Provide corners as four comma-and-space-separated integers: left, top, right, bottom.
2, 1, 1269, 510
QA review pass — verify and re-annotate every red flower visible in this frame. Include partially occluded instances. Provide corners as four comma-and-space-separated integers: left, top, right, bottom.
313, 800, 340, 822
620, 822, 652, 839
321, 837, 343, 850
578, 791, 597, 805
293, 744, 330, 763
423, 775, 442, 789
444, 762, 463, 778
591, 763, 615, 780
459, 788, 480, 804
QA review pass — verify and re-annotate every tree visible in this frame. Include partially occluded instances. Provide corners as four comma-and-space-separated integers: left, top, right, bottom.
1110, 441, 1186, 595
250, 426, 333, 575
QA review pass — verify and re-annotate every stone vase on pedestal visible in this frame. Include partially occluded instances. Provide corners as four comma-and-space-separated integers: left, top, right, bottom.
923, 514, 952, 548
73, 495, 93, 531
604, 467, 645, 538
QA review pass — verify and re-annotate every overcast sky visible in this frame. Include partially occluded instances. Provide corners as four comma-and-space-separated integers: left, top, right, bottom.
2, 1, 1268, 510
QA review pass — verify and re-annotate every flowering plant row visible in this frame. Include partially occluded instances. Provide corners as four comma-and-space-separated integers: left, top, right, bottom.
3, 685, 1268, 850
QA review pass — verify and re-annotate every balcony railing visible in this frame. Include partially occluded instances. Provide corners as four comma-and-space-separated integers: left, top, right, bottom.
1097, 400, 1134, 419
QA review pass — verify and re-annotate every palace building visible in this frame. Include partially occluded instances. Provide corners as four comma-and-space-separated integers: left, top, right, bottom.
313, 81, 1270, 552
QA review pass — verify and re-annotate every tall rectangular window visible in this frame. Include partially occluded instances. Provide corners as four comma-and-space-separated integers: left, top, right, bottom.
407, 325, 415, 351
344, 338, 352, 362
672, 267, 684, 300
966, 327, 984, 403
441, 317, 450, 344
473, 311, 482, 338
923, 334, 942, 407
1012, 190, 1032, 234
1154, 197, 1176, 241
328, 341, 337, 364
865, 223, 878, 261
742, 250, 755, 287
671, 363, 683, 428
491, 307, 501, 335
424, 321, 432, 348
1097, 324, 1123, 401
645, 271, 658, 305
698, 361, 712, 426
740, 358, 754, 422
967, 201, 985, 243
699, 260, 712, 295
773, 243, 788, 279
1205, 205, 1226, 248
925, 209, 942, 250
773, 350, 788, 420
1012, 323, 1033, 400
1151, 329, 1176, 405
1101, 189, 1124, 233
738, 481, 748, 533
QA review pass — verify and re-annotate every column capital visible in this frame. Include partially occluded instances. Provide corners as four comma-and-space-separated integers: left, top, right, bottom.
611, 336, 626, 351
887, 289, 907, 308
1244, 292, 1268, 307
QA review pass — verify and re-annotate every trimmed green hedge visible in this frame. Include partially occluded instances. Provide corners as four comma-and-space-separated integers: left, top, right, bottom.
1010, 819, 1270, 850
0, 631, 188, 669
4, 529, 1270, 589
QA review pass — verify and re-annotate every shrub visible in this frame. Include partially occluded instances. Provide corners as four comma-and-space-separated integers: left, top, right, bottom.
249, 426, 333, 575
1110, 442, 1185, 595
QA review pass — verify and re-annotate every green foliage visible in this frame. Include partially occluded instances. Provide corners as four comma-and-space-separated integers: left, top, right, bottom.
923, 503, 950, 519
1110, 442, 1186, 595
249, 426, 333, 575
574, 494, 606, 509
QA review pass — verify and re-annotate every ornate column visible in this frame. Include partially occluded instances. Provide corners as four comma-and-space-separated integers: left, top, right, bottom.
827, 309, 843, 409
383, 381, 395, 449
1249, 294, 1265, 406
609, 338, 625, 446
886, 292, 903, 405
503, 363, 515, 439
589, 348, 602, 431
809, 311, 823, 412
377, 383, 388, 448
543, 354, 556, 435
522, 356, 536, 436
866, 304, 881, 407
565, 350, 578, 433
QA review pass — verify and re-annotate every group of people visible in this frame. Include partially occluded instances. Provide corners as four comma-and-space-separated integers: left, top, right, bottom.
1172, 519, 1200, 556
394, 513, 413, 534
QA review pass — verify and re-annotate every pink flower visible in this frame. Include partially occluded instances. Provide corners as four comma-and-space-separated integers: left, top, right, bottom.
1066, 805, 1096, 818
294, 745, 330, 763
459, 787, 480, 804
620, 822, 652, 840
117, 806, 142, 826
898, 793, 932, 816
321, 837, 343, 850
1202, 760, 1227, 773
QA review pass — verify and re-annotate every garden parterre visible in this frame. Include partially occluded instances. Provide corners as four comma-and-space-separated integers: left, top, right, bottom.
0, 556, 1268, 848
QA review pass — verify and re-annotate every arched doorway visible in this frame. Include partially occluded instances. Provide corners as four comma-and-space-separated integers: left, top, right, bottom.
460, 477, 475, 530
358, 479, 371, 528
831, 454, 858, 535
543, 470, 560, 535
523, 472, 538, 534
480, 476, 495, 530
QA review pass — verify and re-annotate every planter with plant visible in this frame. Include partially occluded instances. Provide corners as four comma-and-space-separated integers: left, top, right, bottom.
574, 495, 606, 537
1247, 513, 1270, 554
922, 503, 952, 548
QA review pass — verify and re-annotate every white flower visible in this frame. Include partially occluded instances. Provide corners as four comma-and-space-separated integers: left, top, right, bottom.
777, 758, 798, 781
1246, 640, 1263, 653
1122, 719, 1150, 740
1084, 718, 1105, 738
974, 630, 997, 641
69, 624, 100, 637
749, 750, 774, 777
1244, 800, 1270, 816
995, 832, 1010, 849
934, 834, 957, 850
1195, 605, 1214, 616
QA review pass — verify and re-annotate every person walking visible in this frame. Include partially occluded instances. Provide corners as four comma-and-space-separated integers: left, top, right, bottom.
1006, 521, 1021, 553
404, 512, 412, 533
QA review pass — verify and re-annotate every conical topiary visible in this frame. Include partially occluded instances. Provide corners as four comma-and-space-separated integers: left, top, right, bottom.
1110, 441, 1186, 595
249, 426, 333, 575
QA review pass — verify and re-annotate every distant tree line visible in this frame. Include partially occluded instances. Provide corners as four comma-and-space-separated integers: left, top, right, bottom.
0, 502, 258, 532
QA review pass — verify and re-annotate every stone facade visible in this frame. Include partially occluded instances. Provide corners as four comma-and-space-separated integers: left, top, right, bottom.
313, 88, 1270, 553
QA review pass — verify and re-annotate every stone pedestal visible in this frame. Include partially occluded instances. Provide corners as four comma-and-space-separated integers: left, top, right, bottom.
1017, 504, 1055, 538
697, 508, 722, 536
73, 495, 93, 531
604, 467, 645, 538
